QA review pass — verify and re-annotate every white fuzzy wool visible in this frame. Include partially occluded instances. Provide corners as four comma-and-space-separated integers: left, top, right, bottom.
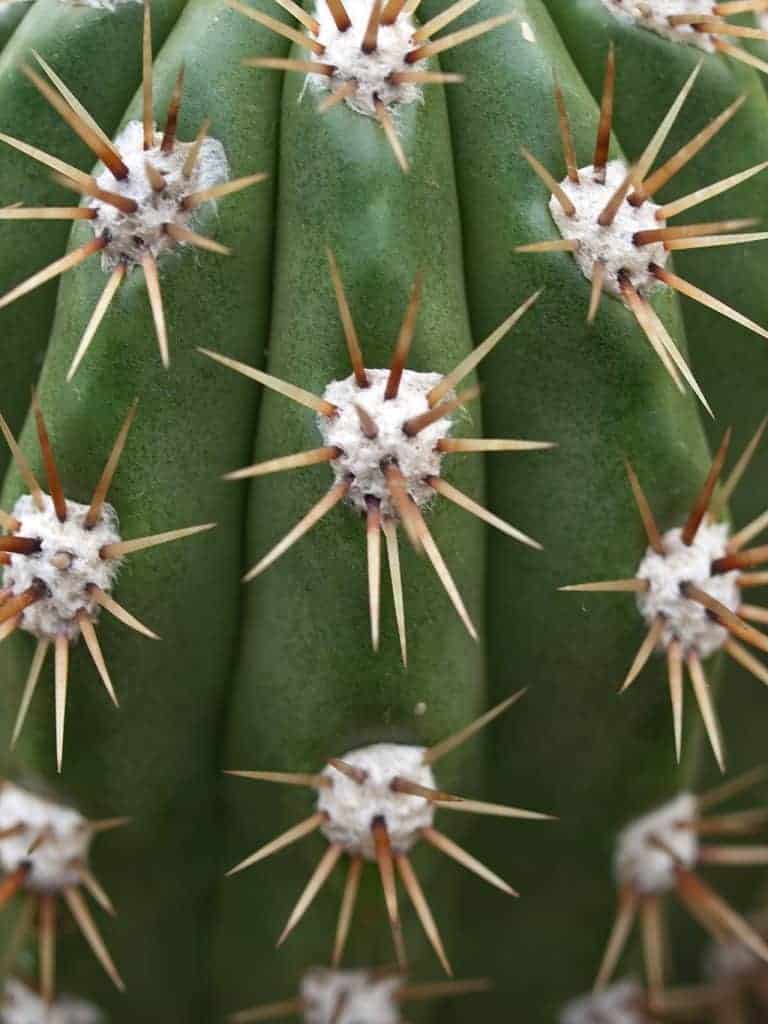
317, 743, 436, 859
59, 0, 138, 7
91, 120, 229, 272
300, 968, 401, 1024
598, 0, 716, 51
308, 0, 424, 116
614, 792, 698, 894
319, 369, 450, 517
550, 161, 668, 298
560, 979, 646, 1024
4, 493, 121, 641
636, 522, 740, 658
0, 784, 91, 891
2, 980, 102, 1024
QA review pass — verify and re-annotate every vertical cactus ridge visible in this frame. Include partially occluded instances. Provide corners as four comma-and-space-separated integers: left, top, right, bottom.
212, 40, 489, 1012
544, 0, 768, 529
413, 0, 716, 1016
0, 0, 286, 1017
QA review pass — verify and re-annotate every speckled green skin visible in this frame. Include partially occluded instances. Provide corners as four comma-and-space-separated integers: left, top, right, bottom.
211, 51, 488, 1016
0, 0, 186, 478
0, 1, 284, 1018
416, 0, 715, 1016
0, 2, 31, 48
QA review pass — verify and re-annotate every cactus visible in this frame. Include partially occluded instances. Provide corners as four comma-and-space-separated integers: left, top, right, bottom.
2, 0, 768, 1021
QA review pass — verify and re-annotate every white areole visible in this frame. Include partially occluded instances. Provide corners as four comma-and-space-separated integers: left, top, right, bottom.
5, 493, 122, 641
549, 160, 668, 297
91, 120, 229, 272
319, 369, 452, 517
598, 0, 717, 51
635, 522, 740, 658
614, 792, 698, 894
2, 979, 102, 1024
308, 0, 426, 116
0, 783, 91, 891
300, 968, 402, 1024
317, 742, 436, 859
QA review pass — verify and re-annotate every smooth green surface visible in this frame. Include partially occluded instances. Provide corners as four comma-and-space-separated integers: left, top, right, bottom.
0, 0, 283, 1017
0, 0, 186, 476
212, 54, 487, 1016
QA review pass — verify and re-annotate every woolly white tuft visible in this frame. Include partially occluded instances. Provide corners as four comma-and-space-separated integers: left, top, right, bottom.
4, 492, 121, 642
317, 743, 435, 859
560, 978, 647, 1024
58, 0, 139, 7
549, 160, 668, 298
614, 792, 698, 894
1, 979, 102, 1024
598, 0, 716, 51
319, 368, 452, 517
308, 0, 425, 116
636, 522, 740, 658
91, 120, 229, 272
300, 968, 401, 1024
0, 783, 91, 891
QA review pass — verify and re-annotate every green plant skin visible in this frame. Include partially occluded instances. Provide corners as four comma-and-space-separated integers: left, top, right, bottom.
415, 0, 715, 1017
0, 2, 31, 48
0, 0, 763, 1018
211, 50, 488, 1015
0, 0, 187, 480
0, 1, 286, 1018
